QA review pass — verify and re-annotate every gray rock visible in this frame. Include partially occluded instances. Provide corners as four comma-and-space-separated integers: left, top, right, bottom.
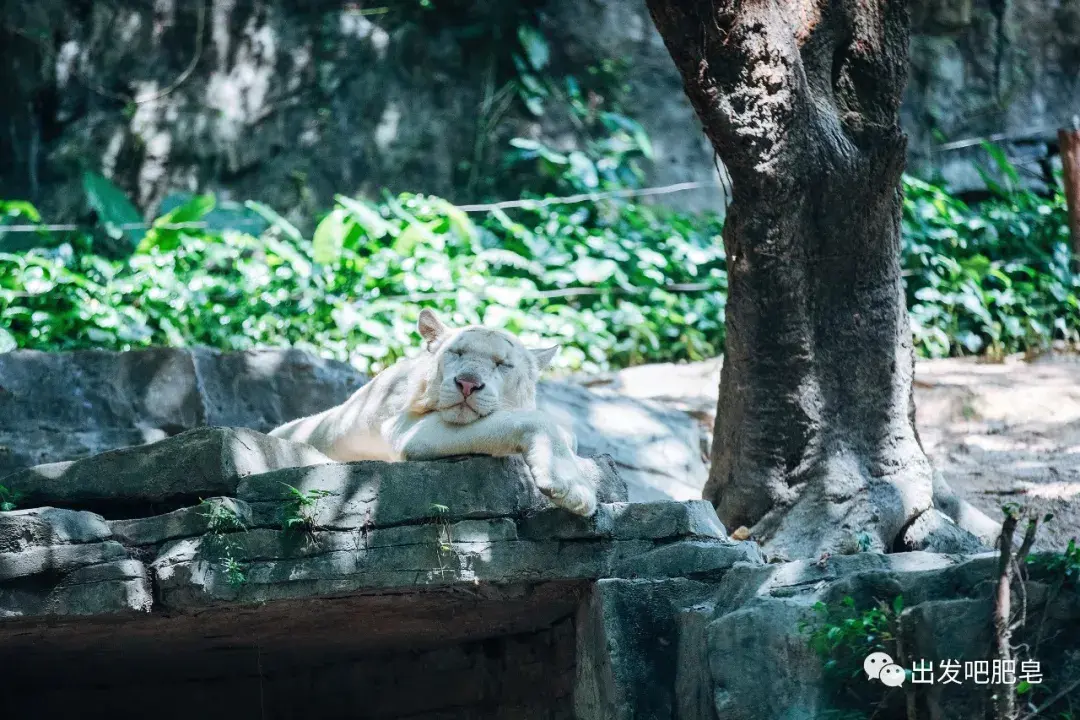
900, 598, 996, 720
610, 539, 758, 580
0, 427, 169, 480
538, 381, 709, 503
42, 560, 153, 616
366, 518, 520, 549
190, 348, 366, 431
1, 559, 151, 618
899, 507, 988, 554
903, 1, 1076, 194
5, 427, 331, 510
518, 499, 726, 541
0, 507, 126, 584
706, 598, 827, 720
912, 0, 973, 32
109, 497, 253, 546
0, 348, 363, 476
574, 578, 713, 720
0, 541, 130, 582
675, 598, 719, 720
0, 507, 112, 551
0, 349, 205, 436
148, 514, 755, 609
239, 454, 626, 530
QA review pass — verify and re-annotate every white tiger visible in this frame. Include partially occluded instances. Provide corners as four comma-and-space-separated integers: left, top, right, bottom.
270, 309, 597, 516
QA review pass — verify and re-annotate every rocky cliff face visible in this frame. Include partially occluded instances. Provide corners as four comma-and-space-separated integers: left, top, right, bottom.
905, 0, 1080, 192
2, 0, 1073, 222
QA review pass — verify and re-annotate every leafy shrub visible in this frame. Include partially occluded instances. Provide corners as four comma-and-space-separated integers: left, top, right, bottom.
0, 484, 22, 512
802, 595, 904, 681
0, 187, 726, 374
198, 498, 249, 587
280, 483, 333, 535
2, 145, 1077, 370
1028, 537, 1080, 590
902, 152, 1077, 358
799, 595, 906, 719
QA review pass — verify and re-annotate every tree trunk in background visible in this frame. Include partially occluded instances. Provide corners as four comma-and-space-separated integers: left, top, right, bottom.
644, 0, 940, 558
1060, 124, 1080, 265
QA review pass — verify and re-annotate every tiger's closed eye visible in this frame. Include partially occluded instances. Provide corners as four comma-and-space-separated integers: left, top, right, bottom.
495, 359, 514, 369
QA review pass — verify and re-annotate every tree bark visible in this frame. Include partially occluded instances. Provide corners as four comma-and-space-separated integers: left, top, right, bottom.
1059, 125, 1080, 264
644, 0, 937, 557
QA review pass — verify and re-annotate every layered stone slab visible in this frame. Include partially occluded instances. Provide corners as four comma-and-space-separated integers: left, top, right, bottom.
0, 427, 752, 620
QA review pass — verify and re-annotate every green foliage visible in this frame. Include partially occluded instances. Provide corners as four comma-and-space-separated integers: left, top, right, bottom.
902, 162, 1077, 358
506, 105, 653, 194
280, 483, 333, 535
0, 484, 22, 512
428, 502, 456, 574
199, 498, 248, 587
1, 144, 1077, 371
82, 171, 146, 249
803, 595, 904, 680
799, 595, 905, 716
0, 192, 726, 375
1029, 538, 1080, 589
382, 1, 641, 199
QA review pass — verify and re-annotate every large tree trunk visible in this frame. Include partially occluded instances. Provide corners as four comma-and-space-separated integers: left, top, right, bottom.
644, 0, 941, 558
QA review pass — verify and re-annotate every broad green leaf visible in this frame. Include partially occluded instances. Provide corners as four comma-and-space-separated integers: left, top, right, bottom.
244, 200, 304, 244
521, 92, 545, 117
161, 194, 216, 226
312, 208, 351, 265
393, 220, 437, 255
980, 141, 1020, 188
138, 195, 217, 253
570, 257, 617, 284
1, 200, 41, 222
82, 171, 145, 245
335, 195, 392, 239
517, 26, 550, 70
428, 198, 476, 242
568, 151, 599, 189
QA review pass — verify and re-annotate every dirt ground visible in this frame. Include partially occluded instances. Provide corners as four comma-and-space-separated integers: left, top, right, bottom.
582, 354, 1080, 551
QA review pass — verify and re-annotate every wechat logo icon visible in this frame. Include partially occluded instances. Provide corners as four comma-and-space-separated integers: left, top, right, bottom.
864, 652, 906, 687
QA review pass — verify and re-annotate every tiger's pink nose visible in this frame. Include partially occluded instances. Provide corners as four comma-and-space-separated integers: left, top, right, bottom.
455, 377, 484, 398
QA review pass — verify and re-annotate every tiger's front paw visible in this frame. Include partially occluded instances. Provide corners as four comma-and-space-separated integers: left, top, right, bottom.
525, 431, 597, 517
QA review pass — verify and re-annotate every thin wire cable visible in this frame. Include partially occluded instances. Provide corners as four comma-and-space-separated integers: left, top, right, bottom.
0, 180, 724, 234
363, 280, 722, 305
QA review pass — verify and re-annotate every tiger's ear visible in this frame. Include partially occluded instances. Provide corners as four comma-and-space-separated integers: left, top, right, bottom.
531, 345, 559, 370
418, 308, 449, 350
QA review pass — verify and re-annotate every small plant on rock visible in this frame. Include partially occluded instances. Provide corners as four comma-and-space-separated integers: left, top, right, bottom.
428, 503, 456, 576
199, 498, 249, 587
280, 483, 333, 541
0, 484, 22, 511
1029, 537, 1080, 590
799, 595, 905, 717
804, 595, 904, 678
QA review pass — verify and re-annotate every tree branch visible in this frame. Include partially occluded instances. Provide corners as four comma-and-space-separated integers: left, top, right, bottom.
995, 512, 1019, 720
